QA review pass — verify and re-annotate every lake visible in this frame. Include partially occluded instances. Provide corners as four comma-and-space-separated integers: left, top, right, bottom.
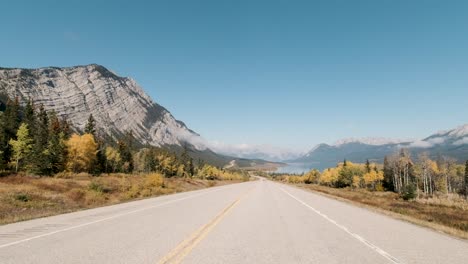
274, 163, 314, 174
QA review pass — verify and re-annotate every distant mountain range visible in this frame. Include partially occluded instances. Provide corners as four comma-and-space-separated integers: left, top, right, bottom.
1, 64, 465, 171
0, 64, 279, 169
292, 124, 468, 170
208, 144, 302, 162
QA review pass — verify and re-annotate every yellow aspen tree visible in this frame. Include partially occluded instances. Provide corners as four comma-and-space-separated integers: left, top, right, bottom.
9, 123, 33, 172
105, 146, 121, 172
352, 175, 362, 189
363, 170, 384, 190
320, 168, 339, 186
66, 133, 97, 173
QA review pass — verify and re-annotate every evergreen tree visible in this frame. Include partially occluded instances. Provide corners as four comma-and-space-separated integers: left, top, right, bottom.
4, 98, 21, 136
47, 132, 67, 174
93, 138, 106, 175
47, 111, 67, 173
84, 114, 96, 136
85, 114, 106, 174
187, 156, 195, 177
383, 156, 394, 191
197, 158, 205, 171
140, 147, 157, 173
148, 147, 159, 172
60, 117, 72, 139
23, 99, 36, 129
336, 162, 354, 188
343, 159, 347, 167
118, 131, 134, 173
1, 98, 21, 167
49, 111, 61, 134
30, 105, 51, 175
180, 145, 195, 177
365, 159, 371, 173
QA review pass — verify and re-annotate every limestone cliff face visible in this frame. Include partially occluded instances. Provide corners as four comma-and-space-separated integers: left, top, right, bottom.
0, 64, 198, 147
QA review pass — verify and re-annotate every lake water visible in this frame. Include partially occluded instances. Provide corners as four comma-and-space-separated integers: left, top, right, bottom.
274, 163, 314, 174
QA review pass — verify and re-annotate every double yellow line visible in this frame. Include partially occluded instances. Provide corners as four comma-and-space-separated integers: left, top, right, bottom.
158, 187, 253, 264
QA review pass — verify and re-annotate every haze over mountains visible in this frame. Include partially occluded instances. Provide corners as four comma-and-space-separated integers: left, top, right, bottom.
291, 124, 468, 170
206, 123, 468, 171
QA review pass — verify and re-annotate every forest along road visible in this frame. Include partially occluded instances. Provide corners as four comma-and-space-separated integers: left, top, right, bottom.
0, 179, 467, 264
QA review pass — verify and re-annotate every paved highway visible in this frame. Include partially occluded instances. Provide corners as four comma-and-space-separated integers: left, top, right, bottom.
0, 179, 466, 263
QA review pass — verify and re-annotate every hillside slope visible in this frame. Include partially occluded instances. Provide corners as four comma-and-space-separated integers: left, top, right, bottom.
0, 64, 279, 169
294, 124, 468, 170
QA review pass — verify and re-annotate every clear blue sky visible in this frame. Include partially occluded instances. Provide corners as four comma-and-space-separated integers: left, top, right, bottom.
2, 0, 468, 151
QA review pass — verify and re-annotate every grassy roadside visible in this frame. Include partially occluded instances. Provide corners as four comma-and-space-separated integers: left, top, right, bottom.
290, 183, 468, 240
0, 173, 246, 225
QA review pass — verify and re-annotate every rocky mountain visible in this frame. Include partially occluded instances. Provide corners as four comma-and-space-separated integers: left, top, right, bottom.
420, 124, 468, 146
293, 124, 468, 170
0, 64, 197, 147
0, 64, 278, 168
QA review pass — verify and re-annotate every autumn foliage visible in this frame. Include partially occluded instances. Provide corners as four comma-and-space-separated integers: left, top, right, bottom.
66, 134, 97, 173
278, 161, 385, 192
276, 150, 467, 200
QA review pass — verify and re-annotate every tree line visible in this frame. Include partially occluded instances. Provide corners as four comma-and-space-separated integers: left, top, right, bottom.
1, 98, 245, 180
280, 160, 385, 191
383, 149, 468, 199
278, 151, 468, 200
1, 98, 71, 175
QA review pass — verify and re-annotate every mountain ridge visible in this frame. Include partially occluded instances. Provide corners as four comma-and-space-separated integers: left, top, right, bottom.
0, 64, 196, 147
0, 64, 281, 169
292, 123, 468, 170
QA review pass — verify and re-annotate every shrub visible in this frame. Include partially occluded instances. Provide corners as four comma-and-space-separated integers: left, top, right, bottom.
88, 181, 111, 193
15, 193, 30, 202
125, 185, 141, 199
144, 173, 164, 188
375, 183, 385, 192
118, 177, 132, 192
140, 188, 152, 197
85, 191, 106, 205
401, 184, 417, 201
207, 175, 217, 180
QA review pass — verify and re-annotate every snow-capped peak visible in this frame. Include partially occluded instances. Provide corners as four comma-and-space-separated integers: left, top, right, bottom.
429, 123, 468, 139
445, 124, 468, 138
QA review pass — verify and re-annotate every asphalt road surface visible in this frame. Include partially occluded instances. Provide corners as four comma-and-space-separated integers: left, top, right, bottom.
0, 179, 467, 263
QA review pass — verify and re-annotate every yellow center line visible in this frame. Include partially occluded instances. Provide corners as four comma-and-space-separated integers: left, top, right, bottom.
157, 187, 254, 264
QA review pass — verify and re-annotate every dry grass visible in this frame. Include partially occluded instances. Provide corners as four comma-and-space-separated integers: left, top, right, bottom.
293, 184, 468, 240
0, 173, 243, 225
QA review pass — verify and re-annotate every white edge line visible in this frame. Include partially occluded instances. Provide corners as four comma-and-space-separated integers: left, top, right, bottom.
279, 187, 402, 264
0, 184, 238, 249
